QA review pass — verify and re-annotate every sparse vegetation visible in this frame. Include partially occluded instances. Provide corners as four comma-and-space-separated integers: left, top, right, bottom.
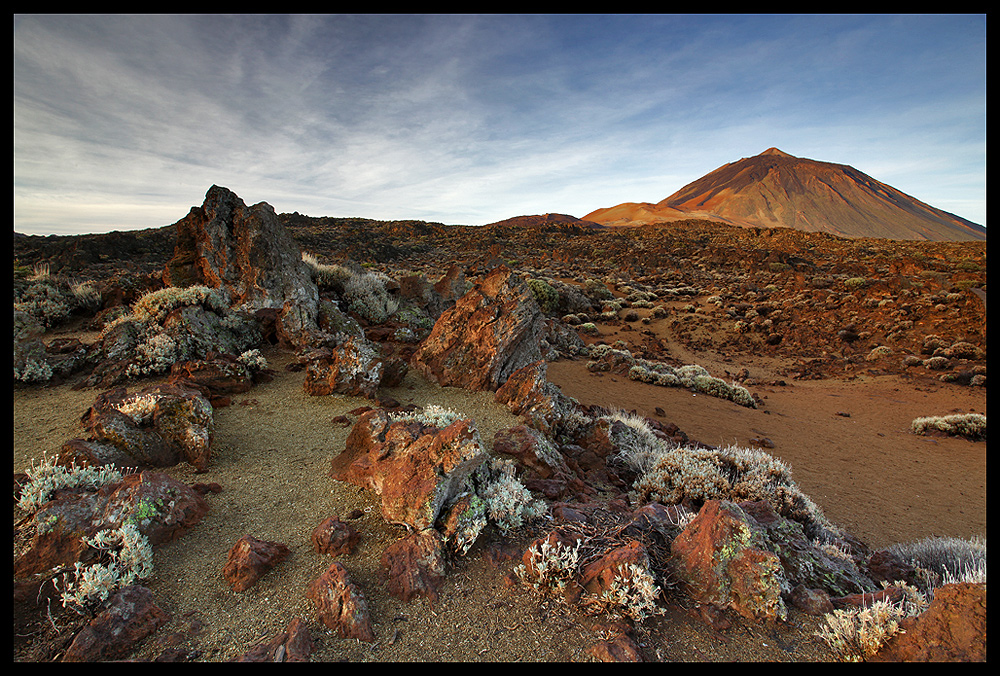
910, 413, 986, 440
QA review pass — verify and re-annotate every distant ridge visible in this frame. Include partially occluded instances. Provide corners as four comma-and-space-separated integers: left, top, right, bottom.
585, 148, 985, 241
483, 213, 605, 230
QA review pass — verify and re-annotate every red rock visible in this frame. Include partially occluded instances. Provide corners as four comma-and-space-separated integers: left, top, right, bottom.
303, 337, 384, 399
670, 499, 787, 622
587, 633, 645, 662
222, 535, 291, 592
494, 360, 580, 436
380, 529, 447, 604
578, 540, 649, 595
492, 424, 570, 481
411, 266, 545, 391
169, 355, 253, 398
872, 582, 987, 662
311, 516, 360, 557
235, 617, 313, 662
306, 562, 375, 642
62, 585, 171, 662
329, 409, 487, 531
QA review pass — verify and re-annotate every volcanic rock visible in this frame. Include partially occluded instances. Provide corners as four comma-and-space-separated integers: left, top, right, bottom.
380, 529, 447, 604
329, 409, 488, 531
62, 585, 171, 662
222, 535, 291, 592
411, 265, 545, 391
163, 185, 325, 349
311, 516, 361, 557
306, 562, 375, 642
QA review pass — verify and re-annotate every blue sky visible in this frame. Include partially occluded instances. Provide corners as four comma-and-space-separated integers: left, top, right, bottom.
14, 14, 986, 235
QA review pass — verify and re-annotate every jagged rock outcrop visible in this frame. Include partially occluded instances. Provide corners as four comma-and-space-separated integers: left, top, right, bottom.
411, 265, 545, 391
163, 185, 325, 349
329, 408, 488, 532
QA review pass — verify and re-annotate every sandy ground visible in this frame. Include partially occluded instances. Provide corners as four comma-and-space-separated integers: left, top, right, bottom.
12, 334, 986, 662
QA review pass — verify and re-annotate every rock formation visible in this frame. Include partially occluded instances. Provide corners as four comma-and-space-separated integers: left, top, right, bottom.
411, 265, 545, 391
163, 185, 325, 349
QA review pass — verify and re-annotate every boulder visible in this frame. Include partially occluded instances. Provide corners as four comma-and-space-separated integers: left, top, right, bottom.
14, 471, 209, 580
329, 408, 488, 531
411, 266, 545, 391
306, 562, 375, 642
222, 535, 291, 592
380, 529, 447, 604
302, 337, 385, 399
494, 360, 582, 436
65, 383, 215, 472
163, 185, 324, 349
669, 499, 788, 622
62, 585, 171, 662
311, 516, 361, 557
871, 582, 987, 662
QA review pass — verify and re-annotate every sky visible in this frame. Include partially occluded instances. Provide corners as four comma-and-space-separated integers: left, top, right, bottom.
13, 13, 987, 236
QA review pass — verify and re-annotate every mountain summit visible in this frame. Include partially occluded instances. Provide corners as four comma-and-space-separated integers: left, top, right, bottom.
585, 149, 985, 241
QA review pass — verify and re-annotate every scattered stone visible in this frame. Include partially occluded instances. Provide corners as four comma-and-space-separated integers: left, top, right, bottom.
234, 617, 313, 662
62, 585, 171, 662
306, 562, 375, 642
380, 529, 447, 604
311, 516, 361, 557
222, 535, 291, 592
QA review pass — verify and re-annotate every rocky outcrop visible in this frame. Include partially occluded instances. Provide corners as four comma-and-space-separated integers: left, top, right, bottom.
380, 529, 447, 604
494, 360, 582, 437
329, 408, 488, 532
411, 266, 545, 391
302, 337, 387, 400
163, 185, 324, 349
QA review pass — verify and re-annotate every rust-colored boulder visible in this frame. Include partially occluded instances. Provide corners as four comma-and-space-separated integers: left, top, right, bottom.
670, 499, 787, 622
329, 408, 488, 531
411, 266, 545, 391
492, 425, 571, 481
302, 337, 385, 399
62, 585, 171, 662
311, 516, 360, 557
306, 562, 375, 642
381, 529, 447, 604
872, 583, 987, 662
494, 360, 581, 436
222, 535, 291, 592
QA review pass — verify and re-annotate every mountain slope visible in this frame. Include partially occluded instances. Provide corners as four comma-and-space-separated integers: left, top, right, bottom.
585, 148, 985, 241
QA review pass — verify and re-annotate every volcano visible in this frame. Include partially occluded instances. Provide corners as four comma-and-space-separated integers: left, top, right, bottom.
585, 148, 985, 241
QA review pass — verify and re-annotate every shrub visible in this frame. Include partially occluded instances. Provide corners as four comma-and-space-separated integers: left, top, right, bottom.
16, 455, 125, 513
514, 536, 583, 596
910, 413, 986, 441
816, 585, 928, 661
477, 458, 547, 533
527, 278, 560, 314
58, 522, 154, 611
886, 535, 987, 588
343, 270, 399, 324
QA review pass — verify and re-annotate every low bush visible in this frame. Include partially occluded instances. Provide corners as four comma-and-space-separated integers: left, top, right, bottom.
910, 413, 986, 441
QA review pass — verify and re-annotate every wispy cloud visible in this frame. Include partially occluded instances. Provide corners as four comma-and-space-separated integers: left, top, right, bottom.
14, 14, 986, 235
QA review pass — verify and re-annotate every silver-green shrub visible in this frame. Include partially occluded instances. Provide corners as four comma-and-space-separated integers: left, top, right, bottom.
910, 413, 986, 441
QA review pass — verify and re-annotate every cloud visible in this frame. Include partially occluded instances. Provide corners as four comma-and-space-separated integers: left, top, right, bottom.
14, 14, 986, 234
